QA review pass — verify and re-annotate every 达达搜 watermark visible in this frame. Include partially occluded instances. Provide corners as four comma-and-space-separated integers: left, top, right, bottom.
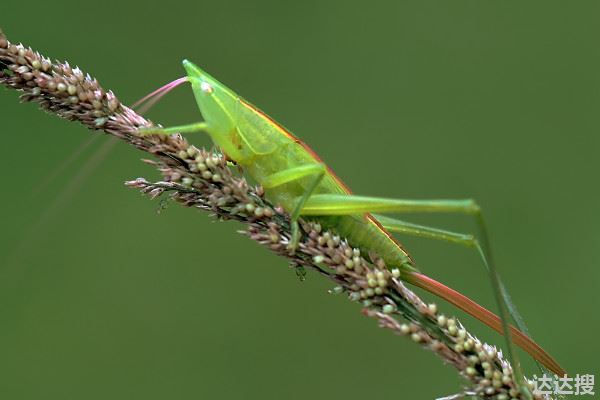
532, 374, 595, 396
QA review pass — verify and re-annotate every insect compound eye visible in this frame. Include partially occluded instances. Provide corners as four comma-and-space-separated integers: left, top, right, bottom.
200, 81, 214, 94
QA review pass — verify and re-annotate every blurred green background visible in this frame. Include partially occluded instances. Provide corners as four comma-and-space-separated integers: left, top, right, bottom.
1, 1, 599, 399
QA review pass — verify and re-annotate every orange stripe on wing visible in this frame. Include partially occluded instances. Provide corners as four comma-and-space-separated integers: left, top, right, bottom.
239, 98, 352, 194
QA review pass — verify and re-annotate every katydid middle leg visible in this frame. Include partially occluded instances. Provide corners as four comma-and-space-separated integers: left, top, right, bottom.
261, 163, 326, 250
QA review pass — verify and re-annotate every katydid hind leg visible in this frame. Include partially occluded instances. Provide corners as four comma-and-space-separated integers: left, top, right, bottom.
375, 213, 532, 343
374, 214, 477, 247
303, 194, 529, 331
374, 213, 546, 376
301, 194, 548, 376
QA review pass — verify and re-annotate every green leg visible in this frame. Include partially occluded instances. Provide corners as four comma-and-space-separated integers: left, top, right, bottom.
370, 214, 527, 338
299, 193, 537, 381
138, 122, 209, 136
372, 213, 528, 349
301, 194, 527, 336
373, 214, 478, 247
262, 164, 326, 251
301, 194, 481, 215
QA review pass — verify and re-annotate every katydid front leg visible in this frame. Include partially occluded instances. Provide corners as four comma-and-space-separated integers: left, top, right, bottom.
138, 122, 209, 136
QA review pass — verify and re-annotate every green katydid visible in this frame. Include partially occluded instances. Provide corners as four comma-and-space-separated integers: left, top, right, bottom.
138, 60, 565, 378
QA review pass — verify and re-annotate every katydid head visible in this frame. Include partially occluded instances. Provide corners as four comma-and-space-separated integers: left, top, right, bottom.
182, 59, 243, 161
